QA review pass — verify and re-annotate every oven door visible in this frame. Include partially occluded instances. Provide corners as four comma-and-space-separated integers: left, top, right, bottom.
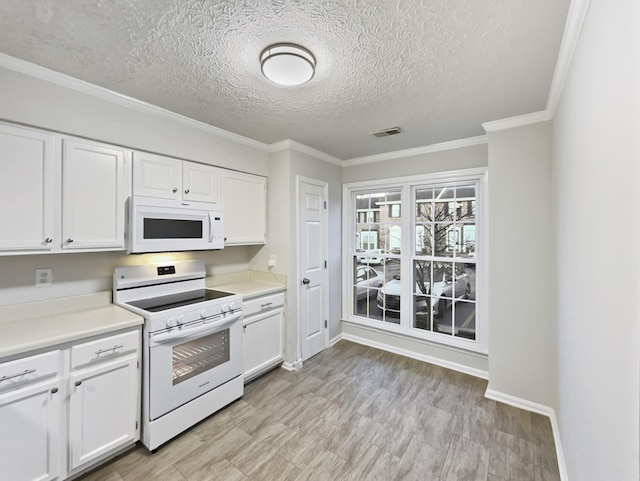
147, 312, 242, 420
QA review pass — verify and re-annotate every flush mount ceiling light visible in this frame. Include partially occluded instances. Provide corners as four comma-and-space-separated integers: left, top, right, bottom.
260, 43, 315, 86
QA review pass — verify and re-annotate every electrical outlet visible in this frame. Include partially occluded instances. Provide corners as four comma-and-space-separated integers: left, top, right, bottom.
35, 268, 52, 287
268, 254, 276, 268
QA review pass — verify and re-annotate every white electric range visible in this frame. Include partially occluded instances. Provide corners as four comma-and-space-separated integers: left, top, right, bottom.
113, 260, 243, 451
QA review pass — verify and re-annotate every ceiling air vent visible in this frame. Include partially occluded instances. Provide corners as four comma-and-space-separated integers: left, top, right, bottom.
370, 126, 404, 138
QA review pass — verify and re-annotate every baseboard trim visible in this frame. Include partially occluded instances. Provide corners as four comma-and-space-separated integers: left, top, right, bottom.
329, 333, 343, 347
485, 389, 568, 481
341, 332, 488, 380
281, 359, 303, 372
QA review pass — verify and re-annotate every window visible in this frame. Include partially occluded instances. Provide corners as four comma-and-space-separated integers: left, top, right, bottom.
344, 170, 486, 352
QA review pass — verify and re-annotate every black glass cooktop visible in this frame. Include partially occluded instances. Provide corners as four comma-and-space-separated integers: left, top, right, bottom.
127, 289, 234, 312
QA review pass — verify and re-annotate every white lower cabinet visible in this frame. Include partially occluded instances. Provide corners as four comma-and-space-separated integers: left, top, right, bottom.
0, 329, 140, 481
0, 351, 62, 481
68, 334, 139, 472
243, 291, 285, 382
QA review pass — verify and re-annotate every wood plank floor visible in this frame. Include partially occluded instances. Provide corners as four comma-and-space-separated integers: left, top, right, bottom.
79, 340, 560, 481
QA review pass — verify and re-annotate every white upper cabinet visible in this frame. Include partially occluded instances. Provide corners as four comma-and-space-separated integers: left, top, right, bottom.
182, 161, 221, 204
133, 152, 220, 204
132, 151, 182, 200
0, 123, 132, 255
0, 123, 57, 253
222, 170, 266, 245
62, 139, 129, 251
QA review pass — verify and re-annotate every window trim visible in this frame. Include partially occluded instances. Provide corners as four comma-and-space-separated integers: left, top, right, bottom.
342, 167, 488, 354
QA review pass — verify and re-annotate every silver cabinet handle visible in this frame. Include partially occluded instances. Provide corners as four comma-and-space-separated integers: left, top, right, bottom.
45, 238, 53, 244
261, 302, 273, 309
51, 387, 59, 394
95, 344, 124, 356
0, 368, 36, 382
66, 238, 74, 243
302, 278, 310, 285
172, 187, 178, 193
184, 188, 190, 194
75, 380, 82, 387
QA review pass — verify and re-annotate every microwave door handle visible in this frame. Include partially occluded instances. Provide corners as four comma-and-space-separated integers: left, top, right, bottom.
208, 211, 214, 242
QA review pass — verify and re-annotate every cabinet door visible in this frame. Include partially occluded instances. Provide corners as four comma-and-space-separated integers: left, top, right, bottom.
183, 161, 220, 203
62, 139, 129, 250
0, 123, 57, 253
0, 378, 61, 481
132, 151, 182, 200
222, 171, 266, 245
68, 354, 138, 472
244, 307, 284, 381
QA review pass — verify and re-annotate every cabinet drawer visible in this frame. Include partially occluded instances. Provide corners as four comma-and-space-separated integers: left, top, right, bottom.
71, 330, 139, 369
0, 350, 60, 391
243, 292, 285, 318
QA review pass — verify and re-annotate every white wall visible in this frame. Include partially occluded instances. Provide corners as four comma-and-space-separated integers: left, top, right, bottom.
0, 61, 272, 305
486, 121, 556, 408
552, 0, 640, 478
0, 65, 269, 175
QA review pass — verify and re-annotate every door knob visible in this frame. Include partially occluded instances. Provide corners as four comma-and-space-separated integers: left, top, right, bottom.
302, 278, 310, 285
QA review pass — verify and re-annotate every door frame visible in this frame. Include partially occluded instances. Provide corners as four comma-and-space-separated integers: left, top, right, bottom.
295, 175, 330, 364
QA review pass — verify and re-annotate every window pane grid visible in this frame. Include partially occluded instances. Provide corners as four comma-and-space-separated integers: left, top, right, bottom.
349, 176, 481, 350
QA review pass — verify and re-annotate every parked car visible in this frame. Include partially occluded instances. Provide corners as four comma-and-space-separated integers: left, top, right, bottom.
355, 266, 384, 300
357, 249, 392, 265
376, 264, 470, 317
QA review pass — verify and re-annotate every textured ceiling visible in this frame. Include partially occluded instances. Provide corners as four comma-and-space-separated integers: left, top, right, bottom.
0, 0, 570, 160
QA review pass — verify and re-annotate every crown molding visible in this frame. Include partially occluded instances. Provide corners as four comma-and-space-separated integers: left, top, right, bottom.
343, 135, 488, 167
268, 139, 343, 166
482, 110, 552, 133
0, 52, 269, 151
546, 0, 592, 116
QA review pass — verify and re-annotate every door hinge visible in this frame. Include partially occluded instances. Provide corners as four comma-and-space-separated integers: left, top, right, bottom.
137, 360, 140, 369
135, 421, 138, 430
324, 260, 327, 268
324, 320, 328, 328
324, 201, 327, 209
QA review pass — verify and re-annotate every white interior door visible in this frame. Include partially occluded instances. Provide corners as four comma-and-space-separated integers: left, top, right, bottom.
298, 177, 328, 361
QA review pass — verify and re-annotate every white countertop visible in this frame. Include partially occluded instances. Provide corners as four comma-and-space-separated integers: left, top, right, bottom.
212, 279, 286, 298
205, 270, 286, 299
0, 292, 143, 359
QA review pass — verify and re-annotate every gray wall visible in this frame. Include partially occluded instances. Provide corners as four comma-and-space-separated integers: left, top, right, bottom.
251, 148, 342, 364
342, 143, 488, 183
486, 121, 556, 407
552, 0, 640, 478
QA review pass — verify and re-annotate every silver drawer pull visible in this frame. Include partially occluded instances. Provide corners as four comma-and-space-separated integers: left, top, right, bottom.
261, 302, 273, 309
0, 368, 36, 382
95, 344, 124, 356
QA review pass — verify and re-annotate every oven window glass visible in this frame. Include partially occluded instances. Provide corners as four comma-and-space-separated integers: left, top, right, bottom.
144, 218, 203, 239
172, 329, 230, 385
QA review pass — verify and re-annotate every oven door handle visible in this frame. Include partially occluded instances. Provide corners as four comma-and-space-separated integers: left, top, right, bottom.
151, 313, 240, 344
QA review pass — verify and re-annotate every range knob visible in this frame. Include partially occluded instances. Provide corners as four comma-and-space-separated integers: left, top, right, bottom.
228, 302, 235, 311
165, 318, 177, 328
200, 309, 209, 319
221, 304, 229, 313
176, 315, 185, 326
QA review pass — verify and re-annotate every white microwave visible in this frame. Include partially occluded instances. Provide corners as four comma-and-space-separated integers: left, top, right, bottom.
128, 196, 224, 253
